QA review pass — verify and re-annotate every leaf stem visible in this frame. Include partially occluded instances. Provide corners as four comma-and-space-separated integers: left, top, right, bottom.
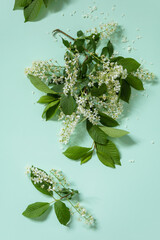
52, 196, 57, 201
91, 141, 95, 149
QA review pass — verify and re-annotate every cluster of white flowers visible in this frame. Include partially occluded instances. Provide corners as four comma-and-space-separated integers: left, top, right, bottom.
76, 94, 100, 124
99, 22, 118, 38
63, 53, 80, 96
74, 202, 95, 226
86, 21, 118, 39
133, 67, 155, 81
25, 60, 64, 85
87, 60, 127, 119
59, 112, 80, 144
50, 168, 70, 187
27, 166, 67, 192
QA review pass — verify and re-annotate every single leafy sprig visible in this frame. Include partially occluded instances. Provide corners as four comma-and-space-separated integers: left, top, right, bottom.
13, 0, 50, 22
63, 124, 129, 167
23, 166, 95, 226
25, 27, 149, 168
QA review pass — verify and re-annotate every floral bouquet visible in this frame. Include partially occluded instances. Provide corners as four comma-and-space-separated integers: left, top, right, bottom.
25, 22, 154, 168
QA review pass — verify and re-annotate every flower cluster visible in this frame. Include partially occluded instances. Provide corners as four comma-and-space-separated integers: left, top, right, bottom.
74, 202, 95, 226
133, 67, 155, 82
50, 168, 70, 187
63, 53, 80, 96
59, 112, 80, 144
25, 60, 64, 85
76, 96, 100, 125
86, 21, 118, 39
87, 60, 127, 119
28, 166, 64, 192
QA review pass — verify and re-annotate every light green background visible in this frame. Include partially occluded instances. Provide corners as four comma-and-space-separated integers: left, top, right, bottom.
1, 0, 160, 239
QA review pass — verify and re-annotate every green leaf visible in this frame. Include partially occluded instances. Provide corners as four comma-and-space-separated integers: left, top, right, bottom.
13, 0, 32, 10
85, 56, 92, 64
97, 151, 115, 168
96, 140, 121, 166
110, 56, 124, 62
74, 39, 85, 47
107, 40, 114, 57
100, 126, 129, 138
125, 75, 144, 90
54, 200, 70, 226
62, 38, 70, 48
46, 103, 59, 120
117, 58, 140, 73
101, 41, 114, 57
87, 39, 96, 52
37, 95, 57, 104
96, 145, 115, 168
43, 0, 49, 7
86, 121, 107, 144
24, 0, 43, 22
22, 202, 50, 218
105, 141, 121, 165
28, 74, 56, 94
99, 112, 119, 127
42, 100, 60, 120
101, 47, 108, 56
120, 80, 131, 103
81, 150, 93, 164
91, 83, 107, 97
51, 84, 64, 93
63, 146, 91, 160
60, 94, 77, 115
31, 181, 53, 196
77, 30, 84, 37
81, 64, 87, 76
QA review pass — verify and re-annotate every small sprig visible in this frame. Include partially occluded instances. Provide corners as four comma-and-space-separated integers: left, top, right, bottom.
23, 166, 95, 226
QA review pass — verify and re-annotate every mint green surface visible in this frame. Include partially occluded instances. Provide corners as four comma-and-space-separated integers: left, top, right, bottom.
1, 0, 160, 239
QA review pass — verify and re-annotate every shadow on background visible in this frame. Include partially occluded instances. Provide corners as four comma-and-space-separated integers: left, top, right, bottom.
36, 0, 73, 22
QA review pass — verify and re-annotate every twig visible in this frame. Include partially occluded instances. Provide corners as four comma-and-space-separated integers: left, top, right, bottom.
53, 29, 75, 41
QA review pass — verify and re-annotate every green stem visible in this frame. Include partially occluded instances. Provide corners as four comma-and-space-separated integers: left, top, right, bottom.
91, 141, 95, 149
50, 200, 56, 204
52, 196, 57, 201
